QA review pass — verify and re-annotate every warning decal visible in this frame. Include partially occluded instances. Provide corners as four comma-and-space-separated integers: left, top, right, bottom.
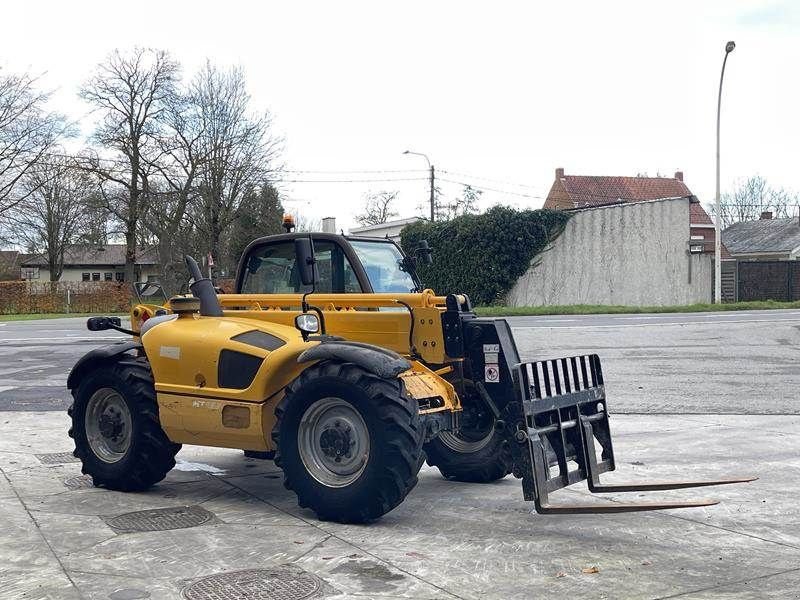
485, 364, 500, 383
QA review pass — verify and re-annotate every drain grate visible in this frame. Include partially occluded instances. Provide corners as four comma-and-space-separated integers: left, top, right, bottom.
104, 505, 215, 533
182, 568, 322, 600
63, 474, 94, 490
35, 452, 80, 464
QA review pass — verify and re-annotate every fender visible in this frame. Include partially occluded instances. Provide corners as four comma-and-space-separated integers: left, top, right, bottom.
297, 340, 410, 379
66, 341, 142, 390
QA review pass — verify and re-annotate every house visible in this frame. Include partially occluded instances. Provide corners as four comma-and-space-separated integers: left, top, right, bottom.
720, 213, 800, 302
19, 245, 160, 283
348, 216, 423, 242
722, 213, 800, 261
543, 168, 729, 257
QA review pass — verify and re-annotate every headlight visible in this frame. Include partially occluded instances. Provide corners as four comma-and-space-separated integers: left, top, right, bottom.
295, 313, 320, 334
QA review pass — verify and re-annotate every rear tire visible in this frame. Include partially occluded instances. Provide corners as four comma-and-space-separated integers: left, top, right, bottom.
68, 355, 180, 491
273, 361, 424, 523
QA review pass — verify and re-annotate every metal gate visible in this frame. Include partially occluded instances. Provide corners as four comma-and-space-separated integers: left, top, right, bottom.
737, 260, 800, 302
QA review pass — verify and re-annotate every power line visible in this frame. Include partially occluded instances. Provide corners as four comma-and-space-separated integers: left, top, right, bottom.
281, 177, 429, 184
283, 169, 426, 175
438, 169, 542, 190
437, 177, 547, 200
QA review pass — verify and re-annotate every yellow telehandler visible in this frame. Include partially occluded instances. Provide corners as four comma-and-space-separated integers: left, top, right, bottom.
67, 227, 754, 523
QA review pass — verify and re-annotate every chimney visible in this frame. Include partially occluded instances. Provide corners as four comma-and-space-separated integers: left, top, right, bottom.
760, 211, 773, 220
321, 217, 336, 233
555, 167, 565, 179
674, 170, 684, 182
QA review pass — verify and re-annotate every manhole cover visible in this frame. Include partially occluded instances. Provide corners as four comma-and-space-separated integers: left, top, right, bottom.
36, 452, 80, 464
104, 506, 215, 533
183, 568, 322, 600
64, 474, 94, 490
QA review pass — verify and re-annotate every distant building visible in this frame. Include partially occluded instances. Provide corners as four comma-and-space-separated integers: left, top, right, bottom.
19, 245, 160, 283
722, 213, 800, 261
544, 168, 729, 258
348, 217, 423, 242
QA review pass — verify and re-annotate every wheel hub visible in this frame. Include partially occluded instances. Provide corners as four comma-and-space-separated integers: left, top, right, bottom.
98, 410, 124, 440
298, 397, 370, 488
319, 421, 354, 462
85, 388, 132, 464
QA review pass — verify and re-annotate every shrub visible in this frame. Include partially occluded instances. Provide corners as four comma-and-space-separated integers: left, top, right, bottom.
0, 281, 132, 314
400, 206, 570, 305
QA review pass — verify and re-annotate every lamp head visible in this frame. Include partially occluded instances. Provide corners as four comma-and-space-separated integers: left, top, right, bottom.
726, 41, 736, 53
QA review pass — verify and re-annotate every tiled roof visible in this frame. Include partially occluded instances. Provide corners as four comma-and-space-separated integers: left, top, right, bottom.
559, 175, 693, 208
21, 245, 158, 267
722, 218, 800, 255
690, 202, 714, 225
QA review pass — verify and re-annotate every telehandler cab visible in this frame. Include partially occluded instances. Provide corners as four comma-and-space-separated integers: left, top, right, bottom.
67, 227, 754, 523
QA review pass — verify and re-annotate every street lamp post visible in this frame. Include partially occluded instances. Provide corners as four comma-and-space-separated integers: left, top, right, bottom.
403, 150, 435, 221
715, 40, 735, 303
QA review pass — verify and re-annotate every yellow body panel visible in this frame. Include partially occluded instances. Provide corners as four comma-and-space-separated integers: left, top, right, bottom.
134, 290, 463, 451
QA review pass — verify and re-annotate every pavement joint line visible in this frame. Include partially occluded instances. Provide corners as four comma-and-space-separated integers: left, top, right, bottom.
662, 511, 800, 553
652, 565, 800, 599
513, 317, 800, 329
219, 476, 468, 600
0, 465, 89, 600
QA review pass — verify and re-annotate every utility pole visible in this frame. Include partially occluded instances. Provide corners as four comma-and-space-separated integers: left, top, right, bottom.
429, 164, 435, 222
715, 40, 736, 304
403, 150, 435, 221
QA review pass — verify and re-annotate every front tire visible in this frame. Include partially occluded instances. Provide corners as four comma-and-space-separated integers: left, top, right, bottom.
273, 361, 424, 523
425, 382, 511, 483
68, 355, 180, 491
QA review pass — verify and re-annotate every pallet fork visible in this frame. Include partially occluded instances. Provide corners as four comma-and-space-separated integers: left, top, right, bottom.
508, 354, 756, 514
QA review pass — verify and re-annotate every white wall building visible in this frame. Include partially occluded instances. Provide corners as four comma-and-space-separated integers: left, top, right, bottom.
348, 217, 423, 242
19, 245, 160, 283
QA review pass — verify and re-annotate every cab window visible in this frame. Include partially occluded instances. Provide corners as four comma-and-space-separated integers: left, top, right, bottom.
349, 240, 417, 293
241, 240, 362, 294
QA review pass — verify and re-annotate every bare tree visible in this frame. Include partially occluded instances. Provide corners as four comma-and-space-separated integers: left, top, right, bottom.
356, 191, 399, 226
439, 184, 481, 220
293, 211, 321, 233
0, 69, 67, 216
6, 155, 91, 281
189, 63, 282, 273
140, 89, 208, 292
78, 48, 180, 282
717, 176, 800, 228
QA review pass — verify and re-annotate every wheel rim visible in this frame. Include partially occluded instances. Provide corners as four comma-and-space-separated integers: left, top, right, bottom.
84, 387, 132, 463
438, 428, 494, 453
438, 393, 495, 453
297, 397, 370, 488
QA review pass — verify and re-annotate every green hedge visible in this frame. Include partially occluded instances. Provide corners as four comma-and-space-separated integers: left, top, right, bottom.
400, 206, 570, 305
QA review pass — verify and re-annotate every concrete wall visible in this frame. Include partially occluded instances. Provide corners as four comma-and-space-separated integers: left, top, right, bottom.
506, 197, 714, 307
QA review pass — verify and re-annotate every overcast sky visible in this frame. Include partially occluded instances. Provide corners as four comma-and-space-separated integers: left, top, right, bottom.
2, 0, 798, 231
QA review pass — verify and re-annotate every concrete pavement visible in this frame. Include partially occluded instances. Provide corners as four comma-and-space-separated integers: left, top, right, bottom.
0, 310, 799, 599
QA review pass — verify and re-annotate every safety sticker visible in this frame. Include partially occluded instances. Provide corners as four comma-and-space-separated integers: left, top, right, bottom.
483, 344, 500, 353
160, 346, 181, 360
485, 364, 500, 383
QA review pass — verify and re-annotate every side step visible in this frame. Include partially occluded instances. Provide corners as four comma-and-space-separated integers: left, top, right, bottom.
510, 354, 756, 515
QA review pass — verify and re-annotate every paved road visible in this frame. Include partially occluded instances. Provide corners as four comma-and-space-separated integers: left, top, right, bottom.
1, 310, 798, 413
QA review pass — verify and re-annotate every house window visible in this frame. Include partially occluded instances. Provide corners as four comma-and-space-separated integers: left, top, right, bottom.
92, 273, 100, 281
82, 273, 90, 282
104, 272, 113, 281
115, 272, 125, 282
21, 267, 40, 280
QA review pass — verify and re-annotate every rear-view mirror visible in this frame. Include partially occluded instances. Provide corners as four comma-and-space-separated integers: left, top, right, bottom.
294, 237, 318, 286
